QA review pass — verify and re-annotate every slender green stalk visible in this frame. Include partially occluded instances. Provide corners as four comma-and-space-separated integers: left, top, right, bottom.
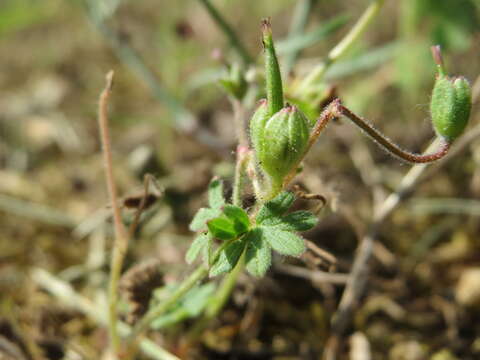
198, 0, 253, 65
295, 0, 386, 96
283, 0, 317, 76
98, 71, 129, 356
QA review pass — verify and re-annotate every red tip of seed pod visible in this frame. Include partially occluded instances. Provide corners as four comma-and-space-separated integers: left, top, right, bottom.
261, 18, 272, 34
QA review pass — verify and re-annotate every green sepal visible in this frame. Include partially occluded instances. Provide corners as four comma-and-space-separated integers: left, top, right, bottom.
249, 99, 269, 163
430, 74, 471, 142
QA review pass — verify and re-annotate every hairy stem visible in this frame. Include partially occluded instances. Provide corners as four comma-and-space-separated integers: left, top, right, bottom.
233, 146, 249, 207
295, 0, 386, 96
333, 102, 451, 163
232, 98, 249, 149
98, 71, 129, 356
198, 0, 253, 65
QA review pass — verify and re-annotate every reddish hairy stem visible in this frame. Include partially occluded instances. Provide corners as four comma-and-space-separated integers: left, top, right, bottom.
283, 98, 452, 189
331, 101, 451, 163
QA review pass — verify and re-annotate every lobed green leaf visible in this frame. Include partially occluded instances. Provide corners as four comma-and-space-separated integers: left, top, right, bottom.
256, 191, 295, 225
245, 228, 272, 277
185, 232, 210, 264
189, 207, 220, 232
262, 227, 305, 257
223, 204, 250, 234
274, 210, 318, 231
209, 239, 246, 277
207, 217, 238, 241
208, 178, 225, 209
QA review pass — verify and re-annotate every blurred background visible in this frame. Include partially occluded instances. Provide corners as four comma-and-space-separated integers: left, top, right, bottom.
1, 0, 480, 359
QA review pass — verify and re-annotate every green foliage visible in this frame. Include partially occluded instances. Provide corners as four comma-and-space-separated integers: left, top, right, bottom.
0, 0, 54, 37
207, 205, 250, 240
244, 228, 271, 277
150, 283, 216, 329
209, 238, 246, 277
208, 178, 226, 209
256, 191, 295, 224
185, 232, 210, 264
417, 0, 479, 51
260, 227, 306, 256
274, 210, 319, 231
189, 178, 225, 232
188, 178, 229, 265
243, 191, 318, 277
219, 63, 247, 100
189, 190, 317, 278
189, 208, 221, 232
276, 14, 350, 55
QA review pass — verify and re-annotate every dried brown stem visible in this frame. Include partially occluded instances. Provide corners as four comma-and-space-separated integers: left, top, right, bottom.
98, 70, 129, 356
127, 174, 161, 238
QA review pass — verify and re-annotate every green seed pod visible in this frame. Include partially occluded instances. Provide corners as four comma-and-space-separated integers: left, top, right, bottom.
250, 99, 270, 157
255, 105, 310, 186
430, 74, 472, 142
262, 18, 283, 117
